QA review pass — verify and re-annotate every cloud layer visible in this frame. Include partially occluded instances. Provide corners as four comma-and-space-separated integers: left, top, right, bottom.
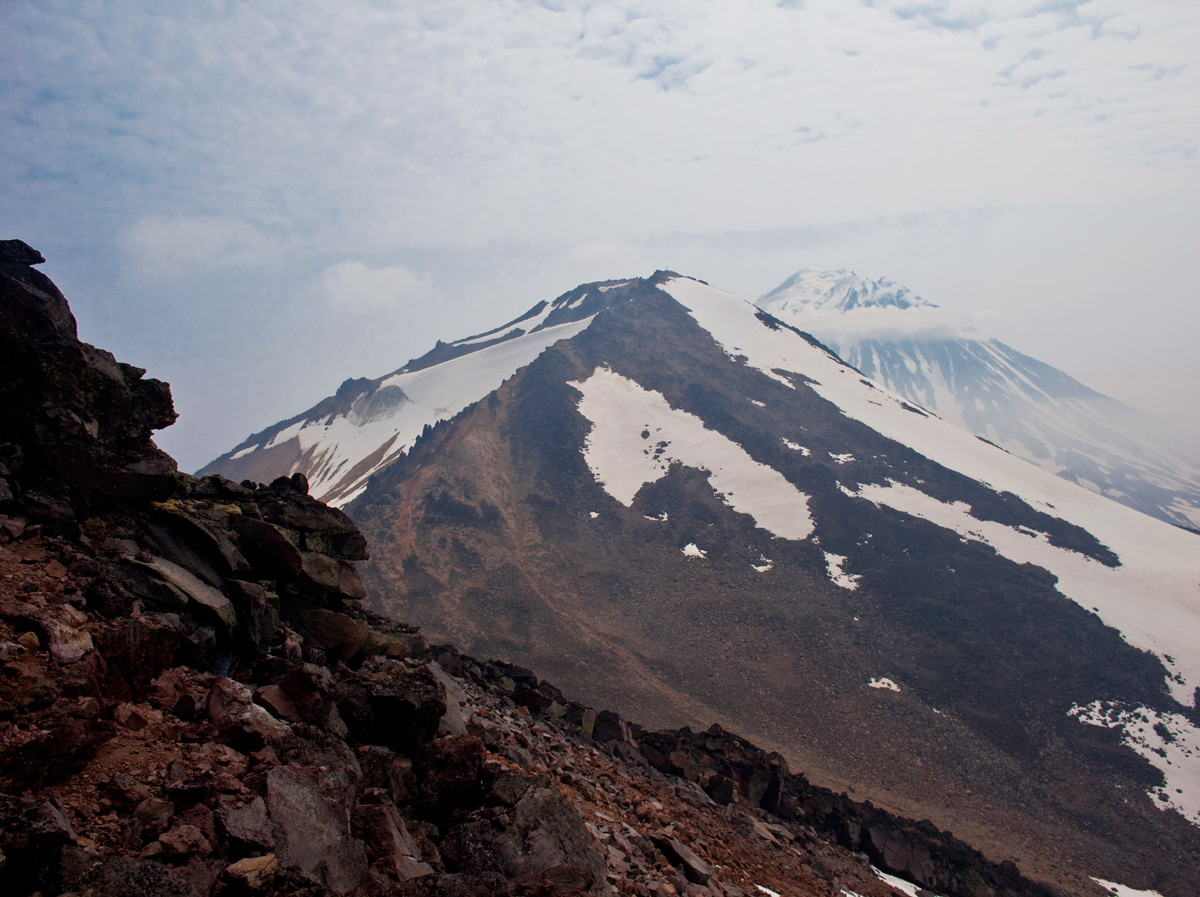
2, 0, 1197, 469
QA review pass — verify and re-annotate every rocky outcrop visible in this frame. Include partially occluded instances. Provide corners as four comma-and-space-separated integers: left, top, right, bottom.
0, 239, 178, 519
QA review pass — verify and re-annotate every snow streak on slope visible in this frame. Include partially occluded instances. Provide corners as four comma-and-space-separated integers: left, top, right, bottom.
1091, 880, 1165, 897
568, 367, 815, 541
658, 276, 1200, 710
1071, 702, 1200, 827
232, 317, 595, 506
850, 479, 1200, 706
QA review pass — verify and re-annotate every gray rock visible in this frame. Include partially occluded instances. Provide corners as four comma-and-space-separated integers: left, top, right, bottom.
146, 556, 237, 632
439, 785, 605, 892
266, 765, 368, 893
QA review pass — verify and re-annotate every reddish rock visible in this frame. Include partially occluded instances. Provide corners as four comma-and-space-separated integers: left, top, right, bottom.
223, 853, 279, 891
415, 735, 487, 820
207, 676, 290, 748
158, 822, 212, 860
217, 794, 275, 850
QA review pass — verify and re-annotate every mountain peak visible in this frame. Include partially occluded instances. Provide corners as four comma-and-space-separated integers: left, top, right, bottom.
758, 267, 936, 314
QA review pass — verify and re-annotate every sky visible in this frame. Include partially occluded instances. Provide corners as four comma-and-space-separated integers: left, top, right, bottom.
3, 0, 1198, 470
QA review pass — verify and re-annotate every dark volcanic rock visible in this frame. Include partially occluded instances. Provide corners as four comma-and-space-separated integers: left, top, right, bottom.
439, 785, 605, 892
0, 239, 178, 516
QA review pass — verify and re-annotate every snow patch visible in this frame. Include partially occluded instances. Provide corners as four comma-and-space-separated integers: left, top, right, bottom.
846, 478, 1200, 707
755, 887, 780, 897
873, 867, 942, 896
782, 438, 810, 455
752, 556, 774, 573
869, 677, 901, 692
751, 399, 766, 407
569, 367, 815, 541
589, 511, 599, 519
829, 452, 855, 464
682, 543, 707, 558
824, 553, 861, 590
1091, 879, 1165, 897
1071, 702, 1200, 827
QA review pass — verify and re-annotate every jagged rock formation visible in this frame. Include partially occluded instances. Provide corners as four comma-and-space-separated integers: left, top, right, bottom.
0, 242, 1076, 896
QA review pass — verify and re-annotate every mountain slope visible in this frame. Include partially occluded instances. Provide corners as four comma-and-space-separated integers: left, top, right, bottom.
198, 281, 625, 506
207, 272, 1200, 896
757, 269, 1200, 531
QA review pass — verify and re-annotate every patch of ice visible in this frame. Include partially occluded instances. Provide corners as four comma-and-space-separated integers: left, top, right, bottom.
824, 552, 861, 590
873, 867, 941, 897
682, 543, 707, 558
756, 887, 780, 897
782, 438, 810, 455
752, 556, 774, 573
569, 367, 815, 541
751, 399, 766, 407
599, 281, 630, 292
829, 452, 855, 464
1071, 702, 1200, 827
869, 678, 901, 692
1092, 880, 1165, 897
229, 443, 260, 461
589, 511, 599, 519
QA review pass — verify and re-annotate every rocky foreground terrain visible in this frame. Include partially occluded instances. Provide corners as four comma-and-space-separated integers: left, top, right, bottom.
0, 240, 1066, 897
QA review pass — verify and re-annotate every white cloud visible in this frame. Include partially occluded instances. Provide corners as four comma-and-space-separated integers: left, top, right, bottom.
123, 216, 281, 282
4, 0, 1199, 468
313, 260, 437, 311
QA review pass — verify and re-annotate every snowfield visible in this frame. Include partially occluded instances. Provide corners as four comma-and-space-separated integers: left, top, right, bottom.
568, 366, 815, 541
232, 316, 596, 507
659, 276, 1200, 709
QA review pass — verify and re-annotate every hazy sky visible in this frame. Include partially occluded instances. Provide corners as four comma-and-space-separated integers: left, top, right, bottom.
4, 0, 1198, 470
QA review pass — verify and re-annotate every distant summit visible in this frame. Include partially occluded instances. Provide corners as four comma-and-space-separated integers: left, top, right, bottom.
758, 267, 1200, 532
758, 268, 936, 314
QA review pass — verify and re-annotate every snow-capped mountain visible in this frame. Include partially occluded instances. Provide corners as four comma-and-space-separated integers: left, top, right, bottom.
205, 272, 1200, 896
758, 268, 935, 314
199, 284, 618, 505
757, 268, 1200, 532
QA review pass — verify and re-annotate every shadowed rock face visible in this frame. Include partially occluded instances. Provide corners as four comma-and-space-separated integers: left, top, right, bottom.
0, 239, 178, 518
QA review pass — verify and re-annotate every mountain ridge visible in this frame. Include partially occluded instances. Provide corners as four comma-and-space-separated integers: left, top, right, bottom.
202, 268, 1200, 895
